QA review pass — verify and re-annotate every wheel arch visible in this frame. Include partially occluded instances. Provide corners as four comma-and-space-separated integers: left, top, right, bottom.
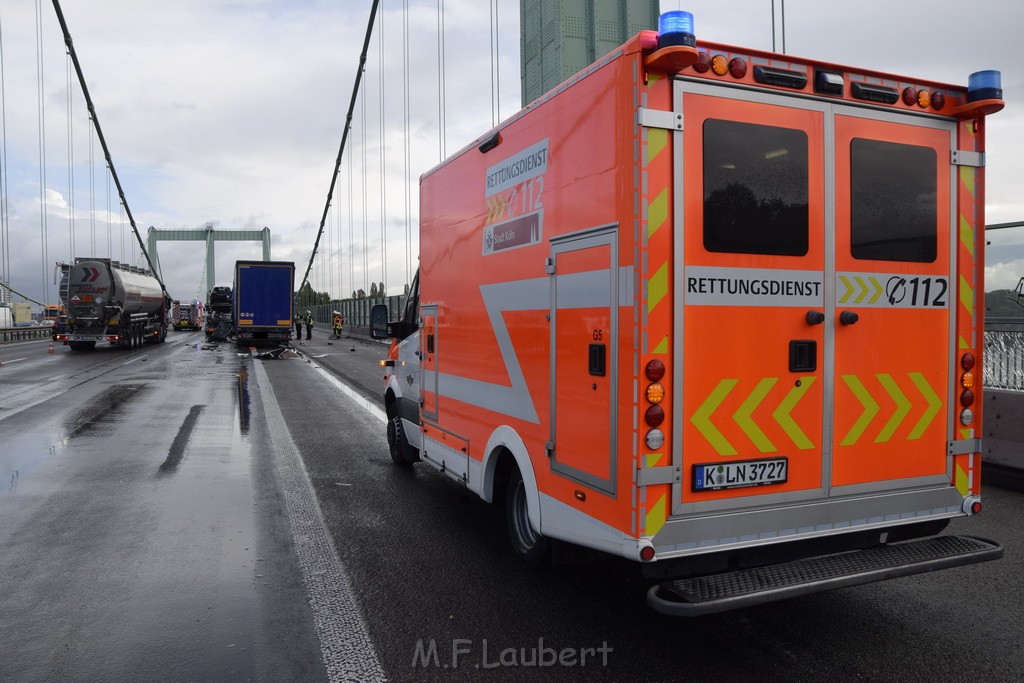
481, 426, 541, 531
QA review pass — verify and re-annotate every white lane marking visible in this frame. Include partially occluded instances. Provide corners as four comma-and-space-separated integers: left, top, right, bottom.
0, 357, 28, 364
250, 360, 387, 682
305, 362, 387, 424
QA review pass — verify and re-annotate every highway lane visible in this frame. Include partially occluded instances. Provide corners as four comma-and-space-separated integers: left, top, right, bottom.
0, 332, 326, 681
267, 334, 1024, 682
2, 330, 1021, 681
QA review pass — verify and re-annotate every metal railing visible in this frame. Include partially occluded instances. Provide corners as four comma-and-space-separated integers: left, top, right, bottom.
985, 318, 1024, 390
0, 326, 52, 343
298, 295, 405, 336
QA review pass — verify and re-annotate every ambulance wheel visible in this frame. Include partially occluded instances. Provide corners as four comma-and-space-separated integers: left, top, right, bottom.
506, 470, 550, 568
386, 403, 417, 466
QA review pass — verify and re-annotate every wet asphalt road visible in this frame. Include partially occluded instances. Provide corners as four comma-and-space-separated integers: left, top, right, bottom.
0, 334, 325, 681
1, 331, 1022, 681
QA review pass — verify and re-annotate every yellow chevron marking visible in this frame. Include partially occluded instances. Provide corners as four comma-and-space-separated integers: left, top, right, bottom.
648, 188, 669, 238
868, 277, 884, 304
959, 335, 970, 350
960, 214, 976, 259
647, 128, 668, 163
772, 376, 816, 450
645, 494, 667, 536
839, 275, 854, 303
960, 274, 974, 318
840, 375, 879, 446
908, 372, 942, 440
853, 276, 870, 304
692, 379, 739, 456
955, 464, 970, 497
645, 453, 663, 468
648, 262, 668, 313
733, 377, 779, 453
959, 428, 973, 440
875, 374, 912, 443
651, 336, 668, 354
960, 166, 976, 199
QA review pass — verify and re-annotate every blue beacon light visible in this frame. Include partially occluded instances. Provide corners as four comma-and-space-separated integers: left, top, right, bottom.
657, 10, 696, 49
967, 70, 1002, 103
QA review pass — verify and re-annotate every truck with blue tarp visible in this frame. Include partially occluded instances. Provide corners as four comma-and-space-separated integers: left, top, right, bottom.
232, 260, 294, 346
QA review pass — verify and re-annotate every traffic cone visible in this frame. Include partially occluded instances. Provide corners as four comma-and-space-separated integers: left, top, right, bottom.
48, 341, 54, 354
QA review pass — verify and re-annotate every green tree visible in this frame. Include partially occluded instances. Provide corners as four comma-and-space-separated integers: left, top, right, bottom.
986, 288, 1024, 317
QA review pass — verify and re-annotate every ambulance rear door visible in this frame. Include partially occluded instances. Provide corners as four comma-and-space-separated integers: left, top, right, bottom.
674, 81, 955, 515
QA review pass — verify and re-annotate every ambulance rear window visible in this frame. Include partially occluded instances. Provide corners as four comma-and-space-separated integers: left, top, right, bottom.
850, 138, 936, 263
703, 119, 809, 256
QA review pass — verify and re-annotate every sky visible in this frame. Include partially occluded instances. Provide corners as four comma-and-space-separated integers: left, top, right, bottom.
0, 0, 1022, 310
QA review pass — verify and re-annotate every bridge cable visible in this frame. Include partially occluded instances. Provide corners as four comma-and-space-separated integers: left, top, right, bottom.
50, 0, 168, 296
296, 0, 380, 299
437, 0, 446, 159
378, 4, 386, 295
66, 51, 75, 258
402, 0, 411, 287
361, 82, 368, 295
0, 8, 10, 299
35, 0, 50, 305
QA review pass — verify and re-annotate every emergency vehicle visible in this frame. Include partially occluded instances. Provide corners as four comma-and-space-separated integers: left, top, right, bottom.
371, 11, 1004, 615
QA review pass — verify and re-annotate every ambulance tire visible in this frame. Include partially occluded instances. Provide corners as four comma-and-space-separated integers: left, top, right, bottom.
506, 470, 551, 568
386, 403, 418, 466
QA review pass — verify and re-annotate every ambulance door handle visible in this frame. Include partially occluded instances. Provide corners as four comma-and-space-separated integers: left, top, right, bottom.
839, 310, 859, 326
805, 310, 825, 325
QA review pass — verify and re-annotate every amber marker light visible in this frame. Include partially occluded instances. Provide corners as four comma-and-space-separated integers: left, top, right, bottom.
961, 371, 975, 389
711, 54, 729, 76
646, 382, 665, 405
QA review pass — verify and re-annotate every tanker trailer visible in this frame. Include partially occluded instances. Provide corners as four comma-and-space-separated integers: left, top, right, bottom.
65, 258, 168, 351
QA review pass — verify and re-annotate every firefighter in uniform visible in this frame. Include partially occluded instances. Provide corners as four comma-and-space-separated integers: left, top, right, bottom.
303, 310, 314, 340
332, 312, 342, 339
294, 316, 302, 339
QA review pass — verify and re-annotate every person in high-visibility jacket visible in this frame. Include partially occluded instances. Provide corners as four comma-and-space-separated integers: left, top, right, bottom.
303, 310, 313, 340
332, 313, 342, 339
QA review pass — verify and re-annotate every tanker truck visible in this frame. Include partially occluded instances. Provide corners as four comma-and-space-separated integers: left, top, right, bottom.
65, 258, 168, 351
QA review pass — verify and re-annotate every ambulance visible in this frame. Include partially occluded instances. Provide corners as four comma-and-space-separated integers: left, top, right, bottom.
371, 10, 1004, 615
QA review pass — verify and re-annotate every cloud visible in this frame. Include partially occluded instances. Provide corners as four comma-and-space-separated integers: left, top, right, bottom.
1, 0, 1022, 307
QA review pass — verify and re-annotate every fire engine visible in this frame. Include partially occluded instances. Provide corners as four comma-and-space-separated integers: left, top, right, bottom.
372, 10, 1004, 615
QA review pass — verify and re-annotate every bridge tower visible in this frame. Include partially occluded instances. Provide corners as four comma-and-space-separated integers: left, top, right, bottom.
519, 0, 659, 106
146, 224, 271, 297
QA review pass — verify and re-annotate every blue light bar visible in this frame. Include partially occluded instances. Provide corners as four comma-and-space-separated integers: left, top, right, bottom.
967, 70, 1002, 103
657, 10, 696, 49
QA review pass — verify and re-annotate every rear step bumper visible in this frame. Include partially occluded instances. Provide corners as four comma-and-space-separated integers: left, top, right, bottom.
648, 535, 1002, 616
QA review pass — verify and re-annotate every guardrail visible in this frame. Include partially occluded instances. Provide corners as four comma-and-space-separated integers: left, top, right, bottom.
299, 295, 405, 338
0, 325, 52, 343
985, 318, 1024, 391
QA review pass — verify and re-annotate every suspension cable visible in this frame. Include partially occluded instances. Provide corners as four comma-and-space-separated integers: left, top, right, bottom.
50, 0, 167, 295
378, 3, 386, 295
0, 8, 10, 298
437, 0, 446, 159
296, 0, 380, 298
403, 0, 411, 285
66, 50, 75, 258
361, 82, 368, 295
35, 0, 49, 304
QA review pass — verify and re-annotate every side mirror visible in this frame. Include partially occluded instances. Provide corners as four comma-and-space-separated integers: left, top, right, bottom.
370, 304, 390, 339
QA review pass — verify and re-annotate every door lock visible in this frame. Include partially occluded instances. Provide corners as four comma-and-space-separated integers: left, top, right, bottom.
839, 310, 859, 325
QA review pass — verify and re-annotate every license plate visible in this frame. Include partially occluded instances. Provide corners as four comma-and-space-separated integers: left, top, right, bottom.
693, 457, 788, 492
